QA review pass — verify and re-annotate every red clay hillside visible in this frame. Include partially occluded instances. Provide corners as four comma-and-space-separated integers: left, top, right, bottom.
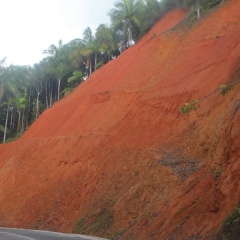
1, 1, 240, 239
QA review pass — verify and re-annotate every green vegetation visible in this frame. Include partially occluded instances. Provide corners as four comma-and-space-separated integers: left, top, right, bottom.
73, 208, 127, 239
217, 203, 240, 239
73, 207, 114, 235
219, 84, 234, 95
73, 218, 88, 234
201, 0, 223, 10
179, 82, 240, 116
0, 0, 224, 143
179, 99, 199, 116
92, 207, 114, 232
214, 169, 222, 181
110, 228, 127, 240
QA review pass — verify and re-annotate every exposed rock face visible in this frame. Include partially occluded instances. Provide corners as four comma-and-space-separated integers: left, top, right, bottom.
1, 2, 240, 239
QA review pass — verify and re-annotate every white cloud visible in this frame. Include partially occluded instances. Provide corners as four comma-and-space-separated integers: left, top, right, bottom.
0, 0, 115, 66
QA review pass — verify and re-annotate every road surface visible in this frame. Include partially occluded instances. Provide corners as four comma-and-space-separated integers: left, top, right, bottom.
0, 227, 108, 240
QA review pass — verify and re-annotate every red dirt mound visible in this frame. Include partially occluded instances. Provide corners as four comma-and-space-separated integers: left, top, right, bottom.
1, 2, 240, 239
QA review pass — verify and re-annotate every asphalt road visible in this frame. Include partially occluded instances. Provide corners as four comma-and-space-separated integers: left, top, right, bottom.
0, 227, 108, 240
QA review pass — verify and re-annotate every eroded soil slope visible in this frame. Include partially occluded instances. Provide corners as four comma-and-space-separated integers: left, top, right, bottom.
0, 2, 240, 239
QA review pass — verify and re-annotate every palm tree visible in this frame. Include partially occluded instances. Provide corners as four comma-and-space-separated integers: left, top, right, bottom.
109, 0, 142, 48
95, 24, 117, 62
14, 66, 31, 136
30, 64, 44, 120
0, 66, 22, 143
14, 96, 27, 135
1, 100, 10, 143
67, 38, 85, 69
68, 70, 83, 84
82, 27, 100, 74
61, 70, 83, 97
43, 40, 72, 101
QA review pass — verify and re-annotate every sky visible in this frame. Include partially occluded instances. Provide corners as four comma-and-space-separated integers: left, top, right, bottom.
0, 0, 115, 66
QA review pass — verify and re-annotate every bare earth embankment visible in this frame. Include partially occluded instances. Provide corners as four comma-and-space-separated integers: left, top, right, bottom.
1, 1, 240, 239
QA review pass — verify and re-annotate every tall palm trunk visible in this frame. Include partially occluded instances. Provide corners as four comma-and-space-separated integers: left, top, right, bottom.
10, 108, 14, 137
196, 0, 200, 19
95, 52, 97, 71
48, 81, 53, 107
86, 54, 92, 76
50, 84, 53, 107
87, 55, 92, 76
17, 110, 21, 136
128, 20, 133, 46
57, 78, 61, 101
3, 103, 9, 143
90, 61, 92, 75
45, 82, 49, 109
26, 87, 32, 129
21, 108, 25, 134
36, 92, 40, 120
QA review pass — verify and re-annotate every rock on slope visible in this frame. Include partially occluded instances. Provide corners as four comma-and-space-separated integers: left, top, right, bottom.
1, 1, 240, 239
